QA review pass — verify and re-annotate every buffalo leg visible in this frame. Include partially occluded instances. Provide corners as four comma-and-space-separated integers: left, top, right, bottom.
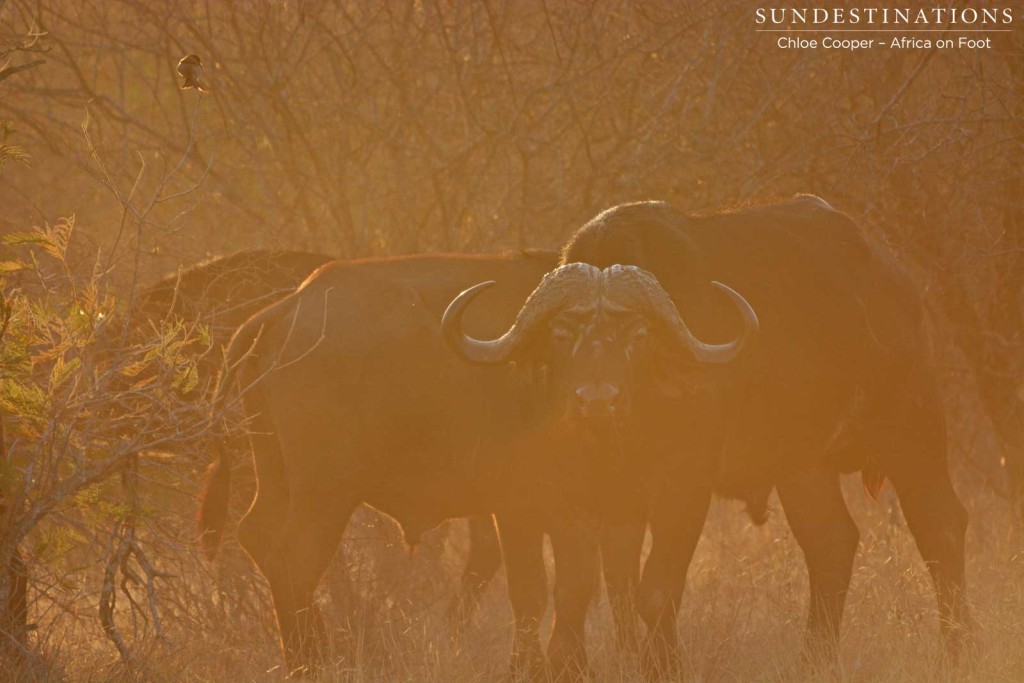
889, 463, 972, 658
872, 375, 974, 660
637, 482, 712, 680
496, 514, 548, 681
449, 514, 503, 632
241, 488, 355, 676
547, 519, 600, 681
279, 500, 354, 676
236, 430, 293, 643
236, 432, 296, 660
776, 465, 859, 661
601, 517, 646, 653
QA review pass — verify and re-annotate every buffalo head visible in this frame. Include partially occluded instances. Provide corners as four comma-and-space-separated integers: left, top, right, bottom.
442, 263, 758, 419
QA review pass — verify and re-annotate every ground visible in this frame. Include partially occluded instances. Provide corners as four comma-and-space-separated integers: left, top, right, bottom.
25, 462, 1024, 683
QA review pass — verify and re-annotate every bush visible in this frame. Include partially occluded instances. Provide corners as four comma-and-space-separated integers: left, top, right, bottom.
0, 218, 215, 676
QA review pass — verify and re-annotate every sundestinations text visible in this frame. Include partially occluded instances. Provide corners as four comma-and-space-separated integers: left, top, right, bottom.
756, 7, 1013, 25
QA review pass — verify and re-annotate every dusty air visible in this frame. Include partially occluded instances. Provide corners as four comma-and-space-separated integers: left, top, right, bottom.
0, 3, 1019, 682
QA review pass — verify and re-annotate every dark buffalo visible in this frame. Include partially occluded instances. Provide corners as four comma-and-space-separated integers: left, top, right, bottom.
100, 250, 336, 403
197, 250, 753, 677
132, 250, 334, 354
446, 195, 972, 674
138, 249, 526, 624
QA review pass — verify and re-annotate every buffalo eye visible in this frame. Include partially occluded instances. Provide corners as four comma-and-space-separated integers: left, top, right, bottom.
626, 323, 649, 353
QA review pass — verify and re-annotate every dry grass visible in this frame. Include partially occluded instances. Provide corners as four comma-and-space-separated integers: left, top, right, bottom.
1, 3, 1020, 681
14, 464, 1023, 683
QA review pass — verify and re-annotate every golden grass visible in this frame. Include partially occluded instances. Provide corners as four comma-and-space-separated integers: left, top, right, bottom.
16, 465, 1024, 683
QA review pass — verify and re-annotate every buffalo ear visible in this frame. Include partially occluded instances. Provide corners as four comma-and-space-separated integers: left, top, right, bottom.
649, 347, 687, 399
653, 371, 683, 399
653, 360, 717, 400
508, 357, 548, 391
513, 333, 554, 366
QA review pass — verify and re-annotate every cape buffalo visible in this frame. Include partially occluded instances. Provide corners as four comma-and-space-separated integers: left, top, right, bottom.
197, 251, 754, 677
139, 250, 528, 626
446, 195, 972, 675
132, 249, 334, 353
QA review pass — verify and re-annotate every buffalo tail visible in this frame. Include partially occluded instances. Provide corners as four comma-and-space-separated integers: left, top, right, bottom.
197, 440, 231, 560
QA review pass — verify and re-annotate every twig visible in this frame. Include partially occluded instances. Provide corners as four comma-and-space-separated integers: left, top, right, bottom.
99, 525, 133, 671
0, 58, 45, 82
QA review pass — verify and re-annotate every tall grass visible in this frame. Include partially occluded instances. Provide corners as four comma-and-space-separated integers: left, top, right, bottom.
16, 466, 1022, 682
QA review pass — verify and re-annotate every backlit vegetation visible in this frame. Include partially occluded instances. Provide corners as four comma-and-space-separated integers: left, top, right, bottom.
0, 1, 1021, 681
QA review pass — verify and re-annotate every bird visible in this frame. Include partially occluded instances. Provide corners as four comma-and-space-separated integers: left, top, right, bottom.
177, 54, 207, 92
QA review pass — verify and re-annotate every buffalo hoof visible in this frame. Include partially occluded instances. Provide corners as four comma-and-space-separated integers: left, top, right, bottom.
503, 665, 547, 683
446, 594, 477, 641
547, 656, 593, 683
507, 652, 547, 683
638, 655, 679, 683
613, 621, 642, 657
446, 602, 468, 640
639, 634, 682, 682
797, 637, 843, 682
282, 645, 332, 680
939, 621, 980, 669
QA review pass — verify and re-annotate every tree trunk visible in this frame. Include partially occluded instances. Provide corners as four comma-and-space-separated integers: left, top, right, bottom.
0, 413, 30, 662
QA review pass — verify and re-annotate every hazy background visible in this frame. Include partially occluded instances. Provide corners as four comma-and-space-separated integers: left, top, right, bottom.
0, 1, 1021, 681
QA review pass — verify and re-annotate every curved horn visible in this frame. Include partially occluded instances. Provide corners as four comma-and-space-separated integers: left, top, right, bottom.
442, 263, 603, 366
693, 281, 759, 364
441, 281, 511, 365
605, 266, 758, 364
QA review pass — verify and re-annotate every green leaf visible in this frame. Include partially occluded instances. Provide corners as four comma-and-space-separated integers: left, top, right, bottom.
50, 355, 81, 391
0, 378, 48, 421
174, 362, 199, 395
120, 359, 150, 378
2, 231, 48, 246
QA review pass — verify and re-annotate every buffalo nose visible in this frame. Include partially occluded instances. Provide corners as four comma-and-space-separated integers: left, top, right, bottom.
574, 384, 621, 416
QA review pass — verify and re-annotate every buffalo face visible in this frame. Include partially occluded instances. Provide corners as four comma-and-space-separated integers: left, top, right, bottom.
547, 294, 649, 418
442, 263, 759, 421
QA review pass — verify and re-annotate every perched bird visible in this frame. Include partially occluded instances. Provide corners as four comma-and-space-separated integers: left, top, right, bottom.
177, 54, 208, 92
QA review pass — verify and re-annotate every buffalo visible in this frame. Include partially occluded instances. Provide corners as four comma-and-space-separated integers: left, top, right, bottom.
149, 249, 677, 635
138, 249, 538, 625
132, 250, 334, 350
197, 250, 754, 677
445, 195, 973, 675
